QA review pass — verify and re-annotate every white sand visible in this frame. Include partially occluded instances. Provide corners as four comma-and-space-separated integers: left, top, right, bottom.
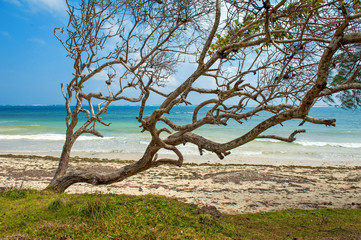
1, 154, 360, 214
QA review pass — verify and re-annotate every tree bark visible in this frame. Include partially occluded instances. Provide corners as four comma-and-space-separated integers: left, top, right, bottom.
47, 142, 160, 192
48, 137, 74, 186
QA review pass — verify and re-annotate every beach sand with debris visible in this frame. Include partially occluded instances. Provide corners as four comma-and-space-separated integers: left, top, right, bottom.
1, 154, 360, 214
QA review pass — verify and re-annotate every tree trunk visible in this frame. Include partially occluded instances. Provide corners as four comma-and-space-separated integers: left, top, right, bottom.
46, 142, 160, 192
47, 137, 74, 189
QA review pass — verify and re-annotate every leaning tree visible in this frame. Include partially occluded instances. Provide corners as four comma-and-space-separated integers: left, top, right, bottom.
48, 0, 361, 192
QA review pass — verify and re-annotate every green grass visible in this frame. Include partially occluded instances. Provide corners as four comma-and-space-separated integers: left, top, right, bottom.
0, 189, 360, 239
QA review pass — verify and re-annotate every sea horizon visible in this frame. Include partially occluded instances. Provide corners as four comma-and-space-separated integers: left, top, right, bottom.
0, 104, 353, 107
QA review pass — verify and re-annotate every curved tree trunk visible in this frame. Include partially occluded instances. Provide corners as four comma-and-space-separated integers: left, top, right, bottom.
48, 137, 74, 187
47, 142, 160, 192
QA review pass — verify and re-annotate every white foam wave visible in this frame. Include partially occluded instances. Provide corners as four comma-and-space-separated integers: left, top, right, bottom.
295, 141, 361, 148
255, 138, 361, 148
0, 134, 116, 141
174, 112, 194, 114
236, 151, 263, 156
0, 134, 64, 141
0, 121, 15, 124
255, 139, 281, 143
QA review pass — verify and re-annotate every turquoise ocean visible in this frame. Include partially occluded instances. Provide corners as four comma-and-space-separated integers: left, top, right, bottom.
0, 105, 360, 166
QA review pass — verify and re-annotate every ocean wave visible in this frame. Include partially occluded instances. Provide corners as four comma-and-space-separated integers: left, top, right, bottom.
295, 141, 361, 148
236, 151, 262, 156
255, 138, 361, 148
0, 128, 22, 132
0, 134, 117, 141
2, 134, 360, 150
255, 139, 281, 143
0, 121, 16, 124
174, 112, 193, 114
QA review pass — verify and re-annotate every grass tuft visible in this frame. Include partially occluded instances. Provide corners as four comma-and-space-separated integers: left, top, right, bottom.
1, 188, 28, 200
47, 198, 63, 211
78, 196, 115, 219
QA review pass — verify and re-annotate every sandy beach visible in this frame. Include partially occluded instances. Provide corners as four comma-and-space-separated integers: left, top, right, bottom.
1, 154, 360, 214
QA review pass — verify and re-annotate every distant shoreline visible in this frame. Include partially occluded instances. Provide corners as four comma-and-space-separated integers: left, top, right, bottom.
0, 104, 348, 108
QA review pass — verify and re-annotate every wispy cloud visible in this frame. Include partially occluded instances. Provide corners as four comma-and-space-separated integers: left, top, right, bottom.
2, 0, 22, 6
28, 37, 46, 45
27, 0, 67, 15
3, 0, 67, 16
0, 31, 12, 39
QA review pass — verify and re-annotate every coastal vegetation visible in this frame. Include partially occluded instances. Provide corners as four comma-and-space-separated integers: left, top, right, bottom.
48, 0, 361, 192
1, 189, 361, 239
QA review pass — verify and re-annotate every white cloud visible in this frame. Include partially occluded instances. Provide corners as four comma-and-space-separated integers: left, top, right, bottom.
4, 0, 67, 16
91, 69, 109, 81
28, 37, 46, 45
26, 0, 66, 14
2, 0, 22, 6
163, 76, 178, 88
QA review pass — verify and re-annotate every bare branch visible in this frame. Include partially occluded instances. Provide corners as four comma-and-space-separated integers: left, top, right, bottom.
257, 129, 306, 142
299, 116, 336, 127
198, 0, 221, 65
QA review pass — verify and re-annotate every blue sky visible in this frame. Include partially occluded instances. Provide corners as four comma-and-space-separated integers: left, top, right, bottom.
0, 0, 212, 107
0, 0, 201, 106
0, 0, 73, 105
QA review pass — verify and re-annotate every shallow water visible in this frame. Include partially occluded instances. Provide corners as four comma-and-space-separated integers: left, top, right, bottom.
0, 105, 360, 166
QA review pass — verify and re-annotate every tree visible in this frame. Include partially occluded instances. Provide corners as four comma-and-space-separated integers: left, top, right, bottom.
48, 0, 361, 192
